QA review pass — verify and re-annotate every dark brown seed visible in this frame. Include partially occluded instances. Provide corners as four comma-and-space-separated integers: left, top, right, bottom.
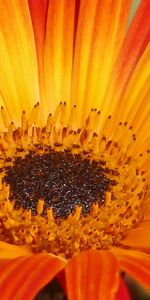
3, 148, 116, 218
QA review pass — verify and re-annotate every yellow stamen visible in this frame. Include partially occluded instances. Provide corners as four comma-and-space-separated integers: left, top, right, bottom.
0, 102, 148, 259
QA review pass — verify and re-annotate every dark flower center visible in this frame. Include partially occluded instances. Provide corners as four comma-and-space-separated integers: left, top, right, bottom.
3, 148, 116, 218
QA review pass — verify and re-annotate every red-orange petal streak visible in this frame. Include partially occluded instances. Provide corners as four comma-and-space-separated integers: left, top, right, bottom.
28, 0, 48, 55
0, 254, 66, 300
44, 0, 75, 116
113, 248, 150, 291
65, 249, 119, 300
28, 0, 49, 123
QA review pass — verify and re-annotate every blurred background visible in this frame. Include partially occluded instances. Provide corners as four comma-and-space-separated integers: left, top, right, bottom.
128, 0, 140, 25
35, 275, 150, 300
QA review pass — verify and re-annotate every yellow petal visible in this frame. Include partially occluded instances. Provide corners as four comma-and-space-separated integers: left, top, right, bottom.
0, 0, 39, 126
0, 241, 32, 259
120, 219, 150, 251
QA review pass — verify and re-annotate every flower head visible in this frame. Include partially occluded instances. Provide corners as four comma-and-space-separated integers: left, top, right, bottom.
0, 0, 150, 299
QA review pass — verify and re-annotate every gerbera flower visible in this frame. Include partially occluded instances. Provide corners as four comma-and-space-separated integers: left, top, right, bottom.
0, 0, 149, 299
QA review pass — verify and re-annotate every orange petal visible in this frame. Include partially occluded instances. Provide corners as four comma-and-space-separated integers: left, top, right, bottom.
65, 249, 119, 300
120, 220, 150, 251
112, 248, 150, 291
71, 0, 132, 126
115, 43, 150, 130
116, 0, 150, 89
44, 0, 75, 117
0, 253, 66, 300
143, 199, 150, 221
106, 0, 150, 127
111, 42, 150, 155
0, 241, 32, 259
0, 0, 39, 126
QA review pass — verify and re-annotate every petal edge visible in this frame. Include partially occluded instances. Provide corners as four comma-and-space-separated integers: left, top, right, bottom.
65, 249, 119, 300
